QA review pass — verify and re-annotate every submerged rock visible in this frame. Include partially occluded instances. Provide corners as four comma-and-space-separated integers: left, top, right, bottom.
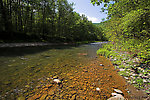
96, 87, 100, 91
111, 93, 118, 96
114, 89, 123, 94
99, 64, 104, 66
108, 94, 125, 100
53, 79, 61, 84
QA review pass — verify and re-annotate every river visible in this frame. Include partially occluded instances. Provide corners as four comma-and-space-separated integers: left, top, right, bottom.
0, 42, 145, 100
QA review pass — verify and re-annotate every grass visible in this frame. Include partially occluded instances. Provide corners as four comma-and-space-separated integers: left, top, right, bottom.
96, 41, 150, 90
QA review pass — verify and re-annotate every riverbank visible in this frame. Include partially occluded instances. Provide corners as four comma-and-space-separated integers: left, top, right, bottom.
0, 41, 101, 48
0, 42, 71, 48
97, 42, 150, 99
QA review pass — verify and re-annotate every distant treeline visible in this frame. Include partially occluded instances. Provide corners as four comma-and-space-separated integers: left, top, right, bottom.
0, 0, 106, 42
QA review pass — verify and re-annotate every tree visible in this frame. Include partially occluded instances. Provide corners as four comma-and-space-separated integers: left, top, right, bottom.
0, 0, 104, 42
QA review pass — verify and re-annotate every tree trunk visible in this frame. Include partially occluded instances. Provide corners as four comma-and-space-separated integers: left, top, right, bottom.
0, 0, 6, 31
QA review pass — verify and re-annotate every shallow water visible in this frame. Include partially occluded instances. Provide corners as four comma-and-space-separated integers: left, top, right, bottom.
0, 42, 106, 99
0, 42, 147, 100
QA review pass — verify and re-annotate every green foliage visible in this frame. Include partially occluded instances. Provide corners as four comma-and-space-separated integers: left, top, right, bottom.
135, 78, 144, 86
94, 0, 150, 91
118, 71, 129, 77
93, 0, 150, 65
0, 0, 105, 42
97, 48, 111, 57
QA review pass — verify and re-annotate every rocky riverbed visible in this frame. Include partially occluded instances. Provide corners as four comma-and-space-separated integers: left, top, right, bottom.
15, 56, 131, 100
2, 56, 147, 100
0, 43, 149, 100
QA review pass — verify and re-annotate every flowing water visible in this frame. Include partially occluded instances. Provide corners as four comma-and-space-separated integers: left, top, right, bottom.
0, 42, 146, 100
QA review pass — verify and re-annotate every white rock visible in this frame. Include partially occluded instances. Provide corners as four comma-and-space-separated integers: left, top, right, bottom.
114, 89, 123, 94
111, 93, 118, 96
132, 81, 136, 84
132, 74, 136, 76
96, 87, 100, 91
143, 79, 147, 83
127, 91, 130, 93
99, 64, 104, 66
139, 74, 143, 77
114, 59, 117, 61
108, 94, 125, 100
124, 77, 129, 80
126, 71, 129, 74
119, 69, 125, 71
127, 81, 131, 83
53, 79, 61, 84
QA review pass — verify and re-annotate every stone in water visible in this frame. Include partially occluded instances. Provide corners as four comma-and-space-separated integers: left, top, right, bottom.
114, 89, 123, 94
111, 93, 118, 96
99, 64, 104, 66
96, 87, 100, 91
108, 94, 125, 100
53, 79, 61, 84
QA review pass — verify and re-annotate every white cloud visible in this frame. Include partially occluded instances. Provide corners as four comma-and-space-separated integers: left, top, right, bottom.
79, 13, 99, 23
87, 16, 99, 23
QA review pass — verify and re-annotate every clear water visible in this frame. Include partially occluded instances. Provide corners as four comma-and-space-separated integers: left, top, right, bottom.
0, 42, 105, 99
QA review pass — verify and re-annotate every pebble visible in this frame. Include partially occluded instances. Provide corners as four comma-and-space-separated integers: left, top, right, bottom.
132, 81, 136, 84
111, 93, 118, 96
54, 79, 61, 83
108, 94, 125, 100
114, 89, 123, 94
99, 64, 104, 66
143, 79, 147, 83
124, 77, 129, 80
114, 59, 117, 61
139, 74, 143, 77
127, 91, 130, 93
96, 87, 100, 91
119, 69, 125, 71
132, 74, 136, 76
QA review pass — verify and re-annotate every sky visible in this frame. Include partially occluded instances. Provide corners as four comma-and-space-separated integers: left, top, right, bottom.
67, 0, 107, 23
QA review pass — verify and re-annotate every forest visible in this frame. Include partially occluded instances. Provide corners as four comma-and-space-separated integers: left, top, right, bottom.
0, 0, 105, 42
0, 0, 150, 99
92, 0, 150, 90
91, 0, 150, 63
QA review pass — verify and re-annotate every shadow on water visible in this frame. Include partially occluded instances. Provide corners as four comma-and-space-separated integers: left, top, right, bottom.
0, 44, 80, 57
0, 42, 108, 57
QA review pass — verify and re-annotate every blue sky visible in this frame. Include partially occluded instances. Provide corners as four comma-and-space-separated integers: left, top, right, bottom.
67, 0, 107, 23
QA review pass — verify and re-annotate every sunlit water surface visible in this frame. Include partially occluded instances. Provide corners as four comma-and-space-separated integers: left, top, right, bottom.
0, 42, 106, 99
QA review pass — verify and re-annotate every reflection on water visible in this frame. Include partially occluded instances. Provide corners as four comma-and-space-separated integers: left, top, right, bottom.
0, 42, 106, 99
